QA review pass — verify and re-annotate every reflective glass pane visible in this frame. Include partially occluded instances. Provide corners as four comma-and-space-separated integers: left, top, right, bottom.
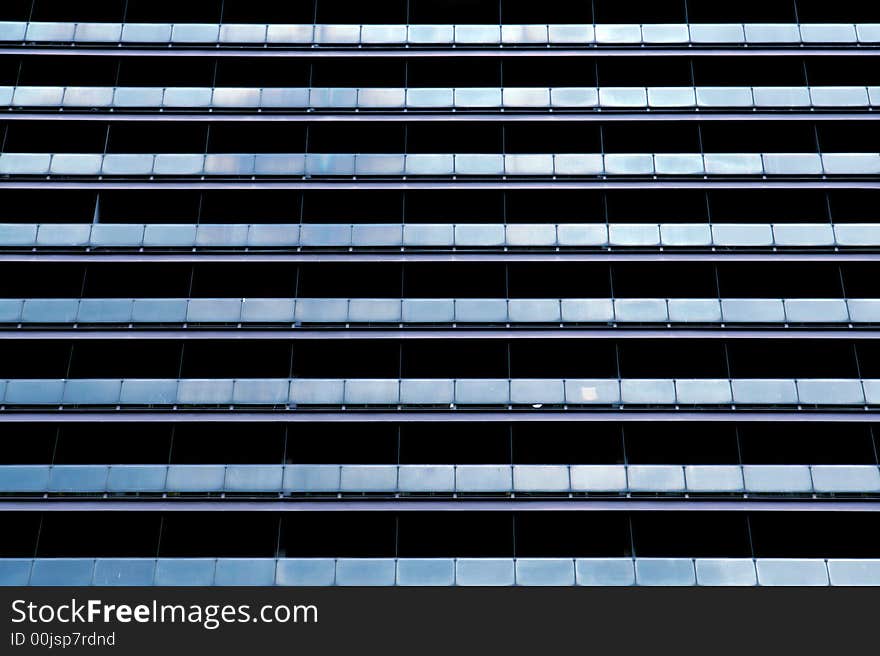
214, 559, 276, 586
513, 466, 569, 492
695, 559, 757, 586
635, 559, 696, 586
177, 379, 233, 405
284, 465, 341, 492
564, 379, 620, 404
92, 559, 155, 586
456, 465, 512, 492
516, 559, 575, 586
685, 466, 744, 492
731, 379, 797, 404
456, 559, 515, 586
570, 465, 627, 492
344, 379, 399, 404
575, 559, 635, 586
627, 465, 685, 491
399, 379, 454, 404
154, 559, 215, 586
396, 559, 455, 586
335, 559, 396, 586
276, 559, 336, 585
744, 24, 801, 43
397, 465, 455, 492
743, 465, 812, 492
166, 465, 225, 492
340, 465, 397, 491
755, 560, 829, 586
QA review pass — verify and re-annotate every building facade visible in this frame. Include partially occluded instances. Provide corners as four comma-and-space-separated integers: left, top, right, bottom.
0, 0, 879, 586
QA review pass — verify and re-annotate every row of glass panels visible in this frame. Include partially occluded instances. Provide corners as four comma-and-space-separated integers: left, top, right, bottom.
5, 298, 880, 325
5, 86, 878, 110
0, 378, 876, 406
2, 464, 876, 494
1, 557, 877, 586
0, 22, 876, 46
5, 222, 879, 249
2, 152, 877, 176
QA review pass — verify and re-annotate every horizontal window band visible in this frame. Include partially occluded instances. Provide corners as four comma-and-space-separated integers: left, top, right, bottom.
0, 378, 877, 408
1, 556, 875, 586
0, 464, 876, 496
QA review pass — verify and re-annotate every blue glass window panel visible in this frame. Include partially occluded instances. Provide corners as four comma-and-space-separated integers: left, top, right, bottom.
685, 466, 744, 492
121, 23, 172, 43
752, 86, 811, 107
215, 559, 276, 586
5, 379, 64, 404
800, 24, 856, 43
74, 23, 122, 42
266, 25, 313, 43
548, 24, 595, 44
253, 154, 305, 175
509, 379, 565, 404
26, 22, 76, 42
396, 559, 455, 586
732, 379, 798, 404
575, 559, 635, 586
796, 378, 864, 405
36, 224, 90, 247
502, 88, 550, 108
595, 24, 642, 44
635, 559, 696, 586
508, 299, 561, 323
614, 298, 668, 322
762, 153, 823, 175
62, 379, 121, 405
0, 223, 37, 246
513, 465, 569, 492
397, 465, 455, 492
309, 87, 358, 108
454, 25, 500, 44
712, 223, 773, 246
556, 224, 607, 246
695, 559, 757, 586
21, 299, 78, 323
283, 465, 341, 492
834, 223, 880, 246
357, 88, 406, 108
454, 223, 505, 246
628, 465, 685, 492
550, 87, 598, 108
454, 154, 504, 176
313, 24, 361, 44
689, 24, 744, 43
154, 559, 215, 586
186, 298, 242, 323
608, 223, 660, 246
501, 25, 548, 44
721, 299, 785, 323
119, 379, 179, 404
857, 25, 880, 43
647, 87, 696, 108
756, 560, 828, 586
232, 379, 289, 405
504, 154, 554, 176
143, 224, 197, 247
810, 86, 868, 107
12, 86, 63, 106
407, 25, 454, 44
49, 465, 110, 492
784, 299, 849, 323
295, 298, 348, 322
667, 299, 722, 323
166, 465, 225, 492
354, 154, 406, 176
827, 560, 880, 586
675, 379, 732, 405
454, 87, 502, 108
0, 559, 32, 586
456, 559, 515, 586
348, 299, 401, 322
90, 223, 145, 247
695, 86, 754, 107
598, 87, 647, 108
106, 465, 167, 493
703, 153, 763, 175
516, 559, 575, 586
822, 153, 880, 175
454, 299, 507, 322
289, 379, 345, 405
406, 88, 454, 108
336, 559, 396, 586
744, 23, 801, 43
506, 224, 557, 246
401, 299, 454, 323
152, 154, 205, 175
170, 24, 220, 43
276, 559, 336, 586
301, 224, 351, 247
0, 465, 49, 492
360, 25, 408, 44
30, 559, 94, 586
340, 465, 398, 491
399, 379, 454, 404
604, 154, 654, 175
225, 465, 283, 492
260, 87, 309, 108
811, 465, 880, 492
0, 299, 22, 322
77, 299, 133, 323
218, 24, 267, 43
241, 299, 295, 323
570, 465, 626, 492
405, 154, 455, 175
344, 379, 399, 404
0, 153, 51, 175
177, 379, 234, 405
456, 465, 512, 492
93, 559, 155, 586
203, 154, 256, 176
642, 24, 690, 43
131, 299, 187, 323
564, 379, 620, 404
195, 224, 249, 247
0, 22, 26, 41
847, 300, 880, 323
654, 153, 703, 175
162, 87, 213, 107
743, 465, 813, 492
403, 223, 454, 246
772, 223, 834, 247
101, 153, 155, 175
63, 87, 114, 107
247, 224, 300, 247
